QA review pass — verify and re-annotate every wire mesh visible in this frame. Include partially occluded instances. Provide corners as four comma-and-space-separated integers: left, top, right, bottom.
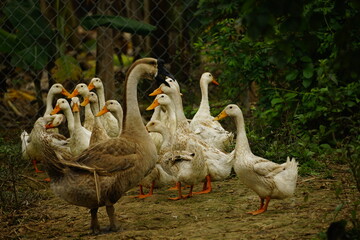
0, 0, 207, 136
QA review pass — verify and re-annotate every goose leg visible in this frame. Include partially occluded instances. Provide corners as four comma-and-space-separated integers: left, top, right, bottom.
169, 182, 184, 200
133, 181, 155, 199
32, 160, 43, 173
247, 196, 271, 215
193, 175, 212, 195
182, 185, 194, 199
106, 205, 119, 231
167, 181, 184, 191
90, 208, 100, 234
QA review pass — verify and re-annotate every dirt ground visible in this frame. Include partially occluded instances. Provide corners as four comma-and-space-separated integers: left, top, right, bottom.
0, 164, 358, 240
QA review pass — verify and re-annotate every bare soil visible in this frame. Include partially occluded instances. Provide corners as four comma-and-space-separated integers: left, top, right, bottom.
1, 164, 358, 240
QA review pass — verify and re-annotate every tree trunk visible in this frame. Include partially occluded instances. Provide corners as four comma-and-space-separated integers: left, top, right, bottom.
96, 0, 115, 100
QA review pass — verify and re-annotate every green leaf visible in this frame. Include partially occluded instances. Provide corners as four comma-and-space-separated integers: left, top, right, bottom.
303, 65, 314, 79
285, 70, 298, 81
0, 29, 17, 53
81, 15, 156, 35
302, 78, 312, 88
271, 98, 284, 106
51, 56, 82, 83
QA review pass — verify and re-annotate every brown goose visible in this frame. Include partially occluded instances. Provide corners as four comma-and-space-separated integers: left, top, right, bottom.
39, 58, 172, 233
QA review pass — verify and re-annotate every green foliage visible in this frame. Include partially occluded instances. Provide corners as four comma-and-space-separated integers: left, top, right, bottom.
0, 0, 56, 70
51, 56, 82, 83
0, 136, 44, 212
194, 0, 360, 175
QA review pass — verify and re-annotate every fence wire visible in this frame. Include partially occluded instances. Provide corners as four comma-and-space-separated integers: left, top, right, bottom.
0, 0, 209, 135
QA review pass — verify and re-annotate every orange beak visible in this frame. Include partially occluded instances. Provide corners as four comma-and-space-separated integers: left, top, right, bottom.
88, 82, 95, 91
45, 123, 55, 129
80, 97, 89, 106
213, 110, 228, 121
96, 106, 109, 117
72, 102, 80, 112
51, 105, 61, 115
61, 88, 71, 97
68, 89, 79, 98
146, 99, 160, 110
212, 78, 219, 86
149, 87, 163, 96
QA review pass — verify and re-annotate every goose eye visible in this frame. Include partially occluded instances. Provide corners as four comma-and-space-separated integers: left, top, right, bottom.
190, 153, 195, 157
229, 106, 233, 109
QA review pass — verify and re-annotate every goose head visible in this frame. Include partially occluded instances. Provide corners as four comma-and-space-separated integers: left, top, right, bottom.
146, 93, 172, 110
200, 72, 219, 86
87, 92, 99, 105
70, 97, 81, 113
68, 83, 90, 98
51, 98, 70, 115
45, 114, 66, 129
48, 83, 71, 97
96, 100, 122, 117
145, 120, 164, 133
213, 104, 242, 121
148, 78, 180, 96
87, 78, 103, 91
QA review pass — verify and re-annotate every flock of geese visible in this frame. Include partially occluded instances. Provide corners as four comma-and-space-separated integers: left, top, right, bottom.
21, 58, 298, 233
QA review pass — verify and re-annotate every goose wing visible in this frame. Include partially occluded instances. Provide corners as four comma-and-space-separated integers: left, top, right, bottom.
252, 157, 284, 177
75, 138, 140, 173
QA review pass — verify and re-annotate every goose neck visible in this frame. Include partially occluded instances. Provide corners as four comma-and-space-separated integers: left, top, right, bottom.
234, 112, 252, 155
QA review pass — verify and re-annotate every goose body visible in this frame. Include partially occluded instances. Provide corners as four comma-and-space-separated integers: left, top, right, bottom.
68, 83, 95, 132
190, 72, 233, 151
85, 92, 109, 145
69, 97, 91, 156
51, 98, 91, 156
214, 104, 298, 215
88, 78, 120, 137
39, 58, 172, 233
150, 80, 235, 193
21, 114, 70, 172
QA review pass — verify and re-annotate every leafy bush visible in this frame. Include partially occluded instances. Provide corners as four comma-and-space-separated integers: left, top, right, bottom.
194, 0, 360, 175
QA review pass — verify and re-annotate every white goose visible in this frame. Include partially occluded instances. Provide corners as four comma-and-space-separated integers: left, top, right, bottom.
43, 83, 71, 116
83, 92, 109, 145
96, 99, 123, 138
51, 98, 91, 156
68, 83, 94, 132
69, 97, 91, 156
214, 104, 298, 215
150, 81, 235, 194
87, 78, 120, 137
146, 93, 177, 151
131, 120, 177, 198
190, 72, 234, 152
21, 114, 69, 173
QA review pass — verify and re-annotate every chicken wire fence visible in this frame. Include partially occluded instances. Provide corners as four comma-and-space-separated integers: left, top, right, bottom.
0, 0, 209, 135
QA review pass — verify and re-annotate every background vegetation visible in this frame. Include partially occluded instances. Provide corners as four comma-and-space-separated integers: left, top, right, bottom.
0, 0, 359, 238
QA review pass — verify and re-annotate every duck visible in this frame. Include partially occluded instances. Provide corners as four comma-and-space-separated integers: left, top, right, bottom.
50, 98, 91, 156
43, 83, 71, 116
68, 97, 91, 156
146, 93, 177, 151
149, 80, 235, 194
131, 120, 177, 198
37, 58, 172, 233
68, 83, 95, 132
190, 72, 233, 152
83, 92, 109, 145
96, 100, 123, 137
214, 104, 298, 215
51, 98, 75, 135
161, 145, 207, 200
87, 78, 119, 137
21, 114, 70, 173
